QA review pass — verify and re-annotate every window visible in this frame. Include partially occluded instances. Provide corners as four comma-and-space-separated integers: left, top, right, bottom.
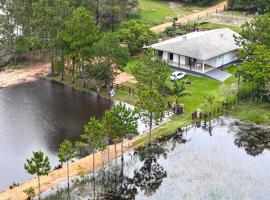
169, 53, 173, 61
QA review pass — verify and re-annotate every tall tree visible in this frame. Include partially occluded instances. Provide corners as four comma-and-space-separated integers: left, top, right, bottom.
57, 140, 78, 192
131, 49, 171, 91
117, 20, 156, 54
63, 7, 99, 83
103, 103, 138, 162
238, 45, 270, 99
31, 0, 73, 76
137, 89, 167, 145
132, 49, 170, 145
78, 117, 106, 178
24, 151, 51, 200
90, 32, 129, 93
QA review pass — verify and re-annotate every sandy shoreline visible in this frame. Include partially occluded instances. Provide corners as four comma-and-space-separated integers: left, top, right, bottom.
0, 135, 145, 200
0, 62, 51, 89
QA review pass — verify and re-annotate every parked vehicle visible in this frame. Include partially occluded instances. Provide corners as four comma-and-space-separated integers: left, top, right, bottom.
170, 71, 186, 81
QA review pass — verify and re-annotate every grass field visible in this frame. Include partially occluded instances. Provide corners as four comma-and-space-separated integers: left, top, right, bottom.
136, 0, 209, 26
198, 22, 241, 32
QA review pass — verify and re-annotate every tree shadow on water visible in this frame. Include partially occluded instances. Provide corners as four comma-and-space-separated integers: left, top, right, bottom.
234, 125, 270, 156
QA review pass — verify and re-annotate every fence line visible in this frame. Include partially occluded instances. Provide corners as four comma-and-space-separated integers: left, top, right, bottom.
192, 91, 253, 128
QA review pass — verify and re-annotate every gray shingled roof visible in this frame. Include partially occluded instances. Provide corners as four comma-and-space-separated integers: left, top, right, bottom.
151, 28, 240, 61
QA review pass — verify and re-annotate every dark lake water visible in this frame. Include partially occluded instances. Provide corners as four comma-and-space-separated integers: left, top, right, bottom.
0, 79, 114, 190
47, 117, 270, 200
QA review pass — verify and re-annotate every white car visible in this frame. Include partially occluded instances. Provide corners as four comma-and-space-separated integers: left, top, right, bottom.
170, 71, 186, 81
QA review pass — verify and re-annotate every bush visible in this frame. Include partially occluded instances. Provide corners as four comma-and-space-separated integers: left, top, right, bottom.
246, 114, 266, 124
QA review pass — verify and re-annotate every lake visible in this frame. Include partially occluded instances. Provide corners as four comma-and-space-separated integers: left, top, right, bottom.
0, 79, 114, 190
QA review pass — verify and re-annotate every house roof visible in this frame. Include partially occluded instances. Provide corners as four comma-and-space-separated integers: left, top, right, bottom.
150, 28, 240, 61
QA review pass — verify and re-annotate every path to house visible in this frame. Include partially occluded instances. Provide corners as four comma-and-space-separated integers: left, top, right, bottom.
205, 68, 232, 82
0, 62, 50, 89
150, 1, 227, 33
114, 72, 137, 84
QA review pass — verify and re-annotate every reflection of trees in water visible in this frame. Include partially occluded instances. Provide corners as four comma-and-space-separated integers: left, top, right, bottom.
98, 131, 189, 199
234, 126, 270, 156
98, 157, 167, 199
133, 157, 167, 196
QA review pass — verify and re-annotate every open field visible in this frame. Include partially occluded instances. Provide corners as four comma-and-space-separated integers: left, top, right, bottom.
137, 0, 210, 26
198, 22, 241, 32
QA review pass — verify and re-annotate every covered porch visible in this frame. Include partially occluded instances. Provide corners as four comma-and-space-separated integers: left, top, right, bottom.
167, 60, 214, 74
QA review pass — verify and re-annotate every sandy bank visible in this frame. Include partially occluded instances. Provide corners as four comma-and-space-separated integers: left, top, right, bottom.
0, 62, 50, 89
0, 134, 145, 200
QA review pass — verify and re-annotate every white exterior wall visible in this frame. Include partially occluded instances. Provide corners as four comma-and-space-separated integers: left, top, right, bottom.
180, 55, 186, 65
162, 52, 168, 61
205, 57, 217, 68
224, 51, 237, 64
173, 54, 179, 64
205, 51, 238, 68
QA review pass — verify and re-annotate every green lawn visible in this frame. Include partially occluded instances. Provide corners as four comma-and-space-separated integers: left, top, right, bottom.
123, 57, 140, 74
136, 0, 209, 26
229, 102, 270, 125
198, 22, 241, 32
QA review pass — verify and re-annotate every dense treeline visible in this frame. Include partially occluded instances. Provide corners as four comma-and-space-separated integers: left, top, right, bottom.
0, 0, 139, 66
228, 0, 270, 14
0, 0, 157, 90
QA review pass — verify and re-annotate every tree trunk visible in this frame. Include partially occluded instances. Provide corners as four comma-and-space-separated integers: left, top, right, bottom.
61, 49, 64, 81
51, 47, 56, 76
149, 112, 153, 146
96, 0, 99, 25
37, 175, 41, 200
67, 161, 70, 189
114, 142, 117, 165
107, 145, 110, 162
93, 152, 95, 177
72, 58, 75, 83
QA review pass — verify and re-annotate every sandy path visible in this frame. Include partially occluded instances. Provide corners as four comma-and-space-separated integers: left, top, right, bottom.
150, 1, 227, 33
0, 135, 144, 200
114, 72, 137, 84
0, 62, 51, 89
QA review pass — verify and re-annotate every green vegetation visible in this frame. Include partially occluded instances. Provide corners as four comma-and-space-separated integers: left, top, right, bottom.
57, 140, 78, 192
198, 22, 241, 32
24, 151, 51, 200
229, 102, 270, 124
228, 0, 270, 14
117, 20, 156, 54
137, 0, 209, 26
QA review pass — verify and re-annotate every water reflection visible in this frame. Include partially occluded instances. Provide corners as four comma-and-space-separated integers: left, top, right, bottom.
45, 117, 270, 200
232, 121, 270, 156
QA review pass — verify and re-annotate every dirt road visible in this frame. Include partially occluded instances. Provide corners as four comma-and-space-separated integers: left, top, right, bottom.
0, 62, 50, 89
150, 1, 227, 33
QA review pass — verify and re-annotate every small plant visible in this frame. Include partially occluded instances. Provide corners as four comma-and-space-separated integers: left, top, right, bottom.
23, 187, 35, 200
9, 182, 19, 189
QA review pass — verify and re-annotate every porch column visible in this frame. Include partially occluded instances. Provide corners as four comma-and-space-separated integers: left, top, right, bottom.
202, 61, 205, 73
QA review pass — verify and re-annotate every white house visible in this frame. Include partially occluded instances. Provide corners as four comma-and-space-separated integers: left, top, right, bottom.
151, 28, 240, 74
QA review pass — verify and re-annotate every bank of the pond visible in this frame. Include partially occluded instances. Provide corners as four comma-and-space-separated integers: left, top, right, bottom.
0, 134, 144, 200
0, 62, 50, 89
229, 102, 270, 125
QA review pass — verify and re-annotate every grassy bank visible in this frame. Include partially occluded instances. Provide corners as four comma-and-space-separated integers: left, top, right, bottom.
198, 22, 241, 32
137, 0, 208, 26
229, 102, 270, 125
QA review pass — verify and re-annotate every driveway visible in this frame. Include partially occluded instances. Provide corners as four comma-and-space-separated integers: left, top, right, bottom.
205, 68, 232, 82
